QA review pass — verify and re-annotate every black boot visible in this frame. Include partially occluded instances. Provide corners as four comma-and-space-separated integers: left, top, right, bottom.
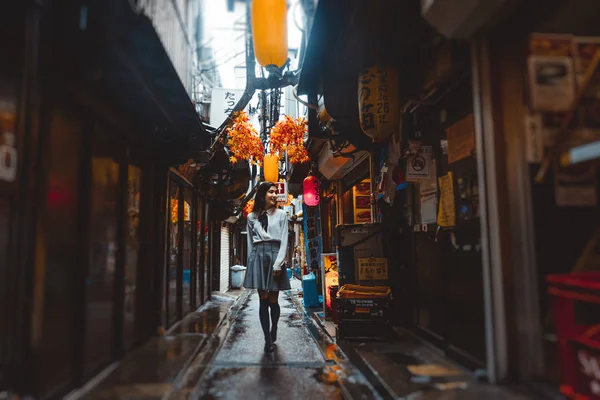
259, 298, 274, 352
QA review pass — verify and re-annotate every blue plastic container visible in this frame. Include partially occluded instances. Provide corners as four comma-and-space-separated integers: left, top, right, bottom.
287, 268, 293, 280
183, 269, 191, 284
302, 272, 320, 308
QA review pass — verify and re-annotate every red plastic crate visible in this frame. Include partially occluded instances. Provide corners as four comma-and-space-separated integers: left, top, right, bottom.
547, 272, 600, 398
570, 326, 600, 399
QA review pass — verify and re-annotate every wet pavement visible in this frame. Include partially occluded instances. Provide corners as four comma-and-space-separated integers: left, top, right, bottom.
67, 293, 240, 400
336, 330, 546, 400
62, 280, 545, 400
189, 279, 381, 400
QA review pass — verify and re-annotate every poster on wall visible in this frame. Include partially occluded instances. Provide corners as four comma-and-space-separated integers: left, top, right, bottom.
322, 253, 338, 316
353, 179, 372, 223
529, 33, 574, 58
527, 56, 575, 112
437, 172, 456, 227
573, 36, 600, 93
446, 114, 475, 164
406, 145, 433, 181
554, 160, 597, 207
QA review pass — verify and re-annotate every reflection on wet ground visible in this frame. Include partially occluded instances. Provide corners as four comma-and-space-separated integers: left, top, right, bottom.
194, 281, 347, 400
74, 297, 236, 400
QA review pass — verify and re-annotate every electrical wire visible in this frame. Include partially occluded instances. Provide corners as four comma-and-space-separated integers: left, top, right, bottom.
292, 85, 318, 110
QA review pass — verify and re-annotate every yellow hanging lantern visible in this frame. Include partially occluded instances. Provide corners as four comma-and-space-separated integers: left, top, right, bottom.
357, 65, 400, 143
251, 0, 288, 68
264, 153, 279, 182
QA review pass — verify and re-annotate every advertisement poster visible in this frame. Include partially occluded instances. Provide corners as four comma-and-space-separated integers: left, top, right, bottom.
353, 179, 372, 223
446, 114, 475, 164
437, 172, 456, 227
303, 203, 323, 271
527, 56, 575, 112
358, 257, 388, 281
573, 37, 600, 93
529, 33, 573, 58
554, 160, 597, 207
406, 145, 433, 181
322, 253, 338, 315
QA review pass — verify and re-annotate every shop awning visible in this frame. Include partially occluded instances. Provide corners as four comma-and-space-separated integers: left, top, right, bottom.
297, 0, 430, 126
75, 0, 211, 163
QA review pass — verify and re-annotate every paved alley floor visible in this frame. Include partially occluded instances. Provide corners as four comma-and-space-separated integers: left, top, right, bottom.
191, 287, 379, 400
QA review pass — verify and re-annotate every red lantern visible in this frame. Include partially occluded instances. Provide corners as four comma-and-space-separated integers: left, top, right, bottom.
303, 175, 320, 206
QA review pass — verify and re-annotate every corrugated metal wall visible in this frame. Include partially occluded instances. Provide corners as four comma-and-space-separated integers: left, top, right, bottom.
219, 224, 230, 292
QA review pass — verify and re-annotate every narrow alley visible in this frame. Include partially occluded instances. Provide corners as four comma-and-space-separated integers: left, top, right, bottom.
5, 1, 600, 399
193, 288, 351, 399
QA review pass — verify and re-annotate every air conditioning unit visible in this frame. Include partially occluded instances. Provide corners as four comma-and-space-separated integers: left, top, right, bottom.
421, 0, 511, 39
318, 141, 369, 181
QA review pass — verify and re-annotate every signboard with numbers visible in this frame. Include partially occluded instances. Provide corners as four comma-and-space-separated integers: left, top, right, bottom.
358, 257, 388, 281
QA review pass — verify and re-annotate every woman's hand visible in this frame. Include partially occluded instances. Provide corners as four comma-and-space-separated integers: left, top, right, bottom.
273, 269, 281, 278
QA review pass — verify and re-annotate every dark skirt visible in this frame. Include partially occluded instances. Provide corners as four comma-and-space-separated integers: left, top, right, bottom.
244, 241, 291, 291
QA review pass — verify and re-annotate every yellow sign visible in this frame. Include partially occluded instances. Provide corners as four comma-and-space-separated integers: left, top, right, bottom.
358, 258, 388, 281
437, 172, 456, 227
446, 114, 475, 164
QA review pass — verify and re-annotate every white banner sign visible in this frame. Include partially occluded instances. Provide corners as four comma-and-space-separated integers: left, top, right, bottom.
209, 88, 244, 127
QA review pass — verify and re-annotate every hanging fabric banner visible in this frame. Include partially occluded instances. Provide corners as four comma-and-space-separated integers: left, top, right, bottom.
303, 203, 323, 271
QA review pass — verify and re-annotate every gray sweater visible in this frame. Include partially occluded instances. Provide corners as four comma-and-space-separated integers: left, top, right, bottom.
247, 207, 289, 271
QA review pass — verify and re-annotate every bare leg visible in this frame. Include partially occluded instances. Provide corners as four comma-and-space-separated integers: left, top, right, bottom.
268, 291, 280, 343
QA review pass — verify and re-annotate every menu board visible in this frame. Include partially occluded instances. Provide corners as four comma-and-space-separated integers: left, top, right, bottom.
353, 179, 372, 223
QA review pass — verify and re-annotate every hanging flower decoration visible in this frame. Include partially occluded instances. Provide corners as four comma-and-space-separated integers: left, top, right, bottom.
243, 200, 254, 218
225, 111, 264, 165
285, 194, 294, 206
269, 116, 310, 164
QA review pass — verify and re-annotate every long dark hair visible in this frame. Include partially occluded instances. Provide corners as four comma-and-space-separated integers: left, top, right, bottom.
252, 181, 276, 215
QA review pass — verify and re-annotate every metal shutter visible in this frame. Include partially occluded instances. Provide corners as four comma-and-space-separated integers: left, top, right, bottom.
219, 224, 230, 292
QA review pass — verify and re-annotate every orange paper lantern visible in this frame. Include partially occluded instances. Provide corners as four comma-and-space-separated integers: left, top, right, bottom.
251, 0, 288, 68
264, 153, 279, 182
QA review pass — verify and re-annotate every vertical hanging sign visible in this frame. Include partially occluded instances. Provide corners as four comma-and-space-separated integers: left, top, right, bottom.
302, 202, 323, 271
437, 172, 456, 227
209, 88, 244, 127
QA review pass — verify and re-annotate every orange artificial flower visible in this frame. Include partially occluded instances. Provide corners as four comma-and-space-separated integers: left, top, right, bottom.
269, 116, 309, 164
243, 200, 254, 217
226, 111, 264, 166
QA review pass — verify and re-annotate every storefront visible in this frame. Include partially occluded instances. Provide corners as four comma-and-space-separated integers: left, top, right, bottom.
0, 2, 214, 398
298, 0, 493, 380
466, 0, 600, 394
163, 172, 210, 329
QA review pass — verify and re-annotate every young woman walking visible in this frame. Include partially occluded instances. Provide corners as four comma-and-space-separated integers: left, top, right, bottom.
244, 182, 292, 352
